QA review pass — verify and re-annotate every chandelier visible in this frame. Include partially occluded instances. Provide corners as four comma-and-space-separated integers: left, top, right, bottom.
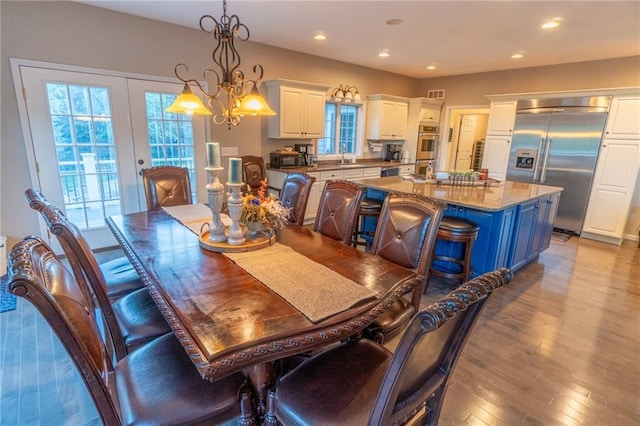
165, 0, 275, 128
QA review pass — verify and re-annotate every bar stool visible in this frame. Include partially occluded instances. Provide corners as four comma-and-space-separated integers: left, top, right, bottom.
352, 198, 383, 251
430, 217, 479, 283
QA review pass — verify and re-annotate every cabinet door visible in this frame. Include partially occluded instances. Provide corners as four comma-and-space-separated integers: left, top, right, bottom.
380, 101, 397, 138
583, 138, 640, 238
420, 106, 440, 122
280, 87, 304, 137
536, 193, 560, 252
510, 199, 538, 270
393, 102, 409, 138
304, 91, 326, 138
305, 181, 321, 224
482, 135, 511, 181
487, 101, 517, 135
604, 97, 640, 139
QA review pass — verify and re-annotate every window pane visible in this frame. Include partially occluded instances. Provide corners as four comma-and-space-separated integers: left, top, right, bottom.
340, 105, 358, 153
318, 103, 337, 155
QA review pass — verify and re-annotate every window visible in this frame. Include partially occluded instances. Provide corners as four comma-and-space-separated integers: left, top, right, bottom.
317, 102, 360, 156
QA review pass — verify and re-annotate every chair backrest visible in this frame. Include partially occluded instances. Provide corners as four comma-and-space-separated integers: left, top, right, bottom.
7, 236, 121, 425
371, 193, 446, 307
141, 165, 192, 210
313, 180, 364, 245
24, 187, 128, 360
280, 172, 316, 226
241, 156, 266, 196
369, 268, 513, 426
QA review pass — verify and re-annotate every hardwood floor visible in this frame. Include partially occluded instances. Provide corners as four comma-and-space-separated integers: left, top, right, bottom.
0, 237, 638, 425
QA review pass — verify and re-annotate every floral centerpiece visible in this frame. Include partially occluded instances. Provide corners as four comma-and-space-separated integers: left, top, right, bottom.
241, 179, 290, 230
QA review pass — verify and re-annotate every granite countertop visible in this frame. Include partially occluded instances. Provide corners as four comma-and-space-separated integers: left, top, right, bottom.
267, 161, 414, 173
360, 176, 563, 212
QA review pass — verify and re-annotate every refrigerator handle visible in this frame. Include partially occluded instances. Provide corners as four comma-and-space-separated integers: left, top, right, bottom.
533, 136, 545, 182
540, 137, 552, 183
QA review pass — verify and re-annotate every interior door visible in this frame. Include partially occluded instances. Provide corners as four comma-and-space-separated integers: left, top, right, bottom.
455, 115, 476, 170
19, 67, 139, 251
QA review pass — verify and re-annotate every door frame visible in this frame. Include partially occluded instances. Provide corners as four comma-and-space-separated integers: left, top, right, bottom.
441, 105, 490, 171
10, 58, 211, 250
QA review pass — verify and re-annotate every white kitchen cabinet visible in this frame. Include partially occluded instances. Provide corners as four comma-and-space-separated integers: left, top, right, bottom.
603, 96, 640, 139
366, 94, 409, 140
582, 138, 640, 244
419, 105, 440, 123
481, 135, 511, 181
486, 101, 517, 136
362, 167, 382, 179
265, 79, 330, 139
398, 165, 414, 176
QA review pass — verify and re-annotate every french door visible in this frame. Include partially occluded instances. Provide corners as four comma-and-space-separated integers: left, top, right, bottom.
17, 64, 206, 252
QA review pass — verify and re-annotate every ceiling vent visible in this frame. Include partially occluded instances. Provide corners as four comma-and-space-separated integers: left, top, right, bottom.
427, 89, 445, 100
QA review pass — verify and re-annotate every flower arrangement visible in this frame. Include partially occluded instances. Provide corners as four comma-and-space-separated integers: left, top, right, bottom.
241, 179, 290, 229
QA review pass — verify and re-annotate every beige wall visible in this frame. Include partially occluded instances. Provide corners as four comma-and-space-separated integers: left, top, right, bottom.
2, 1, 639, 247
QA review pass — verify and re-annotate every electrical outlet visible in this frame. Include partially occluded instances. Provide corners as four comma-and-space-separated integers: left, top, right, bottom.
221, 147, 238, 156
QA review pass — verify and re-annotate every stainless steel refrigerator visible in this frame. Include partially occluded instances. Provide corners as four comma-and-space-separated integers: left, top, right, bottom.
505, 96, 611, 234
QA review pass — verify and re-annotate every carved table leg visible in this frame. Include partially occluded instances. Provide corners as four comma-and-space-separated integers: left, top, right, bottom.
246, 362, 276, 420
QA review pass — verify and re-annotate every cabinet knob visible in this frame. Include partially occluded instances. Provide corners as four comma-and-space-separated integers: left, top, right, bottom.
603, 145, 607, 148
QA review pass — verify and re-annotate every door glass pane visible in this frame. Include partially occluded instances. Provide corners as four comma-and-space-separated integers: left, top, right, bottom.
318, 103, 337, 154
46, 82, 122, 229
145, 92, 197, 200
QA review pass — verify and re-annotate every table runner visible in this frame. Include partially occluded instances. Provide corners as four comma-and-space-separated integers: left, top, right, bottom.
162, 205, 376, 322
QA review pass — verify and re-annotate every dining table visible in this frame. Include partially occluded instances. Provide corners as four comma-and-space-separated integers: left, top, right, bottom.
106, 205, 422, 411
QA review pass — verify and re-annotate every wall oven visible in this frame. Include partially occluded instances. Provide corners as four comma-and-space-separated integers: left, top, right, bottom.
416, 124, 439, 160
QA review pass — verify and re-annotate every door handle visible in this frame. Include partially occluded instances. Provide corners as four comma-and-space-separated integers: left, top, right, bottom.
540, 137, 552, 183
533, 136, 544, 182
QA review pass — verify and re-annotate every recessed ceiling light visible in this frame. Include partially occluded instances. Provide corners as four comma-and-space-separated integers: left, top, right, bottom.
314, 32, 327, 41
378, 50, 390, 58
386, 18, 403, 26
511, 53, 524, 59
541, 17, 562, 29
427, 65, 436, 70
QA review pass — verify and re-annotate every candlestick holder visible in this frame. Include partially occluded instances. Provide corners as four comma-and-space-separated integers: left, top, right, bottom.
205, 166, 226, 242
226, 182, 246, 246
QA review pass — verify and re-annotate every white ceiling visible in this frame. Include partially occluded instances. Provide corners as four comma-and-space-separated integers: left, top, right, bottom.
79, 0, 640, 79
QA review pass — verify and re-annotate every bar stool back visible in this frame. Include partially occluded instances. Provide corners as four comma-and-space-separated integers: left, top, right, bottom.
352, 198, 383, 251
430, 217, 479, 283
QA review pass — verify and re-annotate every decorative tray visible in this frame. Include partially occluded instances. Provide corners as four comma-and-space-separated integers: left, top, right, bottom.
199, 229, 276, 253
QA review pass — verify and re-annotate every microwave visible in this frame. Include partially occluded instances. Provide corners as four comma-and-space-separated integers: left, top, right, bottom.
270, 151, 303, 169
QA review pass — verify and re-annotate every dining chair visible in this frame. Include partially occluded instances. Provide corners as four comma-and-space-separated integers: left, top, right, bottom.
265, 268, 513, 426
241, 155, 267, 196
24, 187, 143, 300
7, 236, 252, 426
364, 193, 446, 343
279, 172, 316, 226
141, 165, 192, 210
313, 180, 365, 245
26, 190, 171, 361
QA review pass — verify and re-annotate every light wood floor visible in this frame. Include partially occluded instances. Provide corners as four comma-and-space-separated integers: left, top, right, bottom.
0, 237, 638, 425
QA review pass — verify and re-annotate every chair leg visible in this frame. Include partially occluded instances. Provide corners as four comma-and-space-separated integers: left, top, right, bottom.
238, 388, 258, 426
263, 389, 278, 426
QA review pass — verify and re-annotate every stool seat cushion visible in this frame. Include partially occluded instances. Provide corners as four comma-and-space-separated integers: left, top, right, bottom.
439, 216, 480, 233
359, 198, 383, 215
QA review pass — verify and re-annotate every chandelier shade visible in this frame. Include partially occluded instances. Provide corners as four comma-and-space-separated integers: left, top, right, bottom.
165, 0, 275, 128
166, 83, 212, 116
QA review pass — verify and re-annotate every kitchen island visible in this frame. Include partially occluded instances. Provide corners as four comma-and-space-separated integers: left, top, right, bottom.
359, 176, 563, 275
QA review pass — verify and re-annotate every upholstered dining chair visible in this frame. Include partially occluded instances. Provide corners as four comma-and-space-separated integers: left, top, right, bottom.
7, 236, 251, 426
25, 187, 143, 300
363, 193, 446, 343
242, 155, 267, 196
25, 189, 171, 360
265, 268, 513, 426
279, 172, 316, 226
313, 180, 365, 245
141, 165, 192, 210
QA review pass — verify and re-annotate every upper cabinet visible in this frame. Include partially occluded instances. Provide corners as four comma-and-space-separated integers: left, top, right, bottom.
366, 94, 409, 140
604, 96, 640, 139
419, 104, 441, 123
265, 79, 330, 139
486, 101, 517, 135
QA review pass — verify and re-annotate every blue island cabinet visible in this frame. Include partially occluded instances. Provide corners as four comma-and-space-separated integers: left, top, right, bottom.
441, 204, 517, 277
509, 192, 560, 271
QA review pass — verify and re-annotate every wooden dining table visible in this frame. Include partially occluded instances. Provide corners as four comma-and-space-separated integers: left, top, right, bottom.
106, 207, 421, 408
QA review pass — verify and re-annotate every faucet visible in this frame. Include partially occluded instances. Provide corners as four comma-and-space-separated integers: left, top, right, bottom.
340, 143, 346, 164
